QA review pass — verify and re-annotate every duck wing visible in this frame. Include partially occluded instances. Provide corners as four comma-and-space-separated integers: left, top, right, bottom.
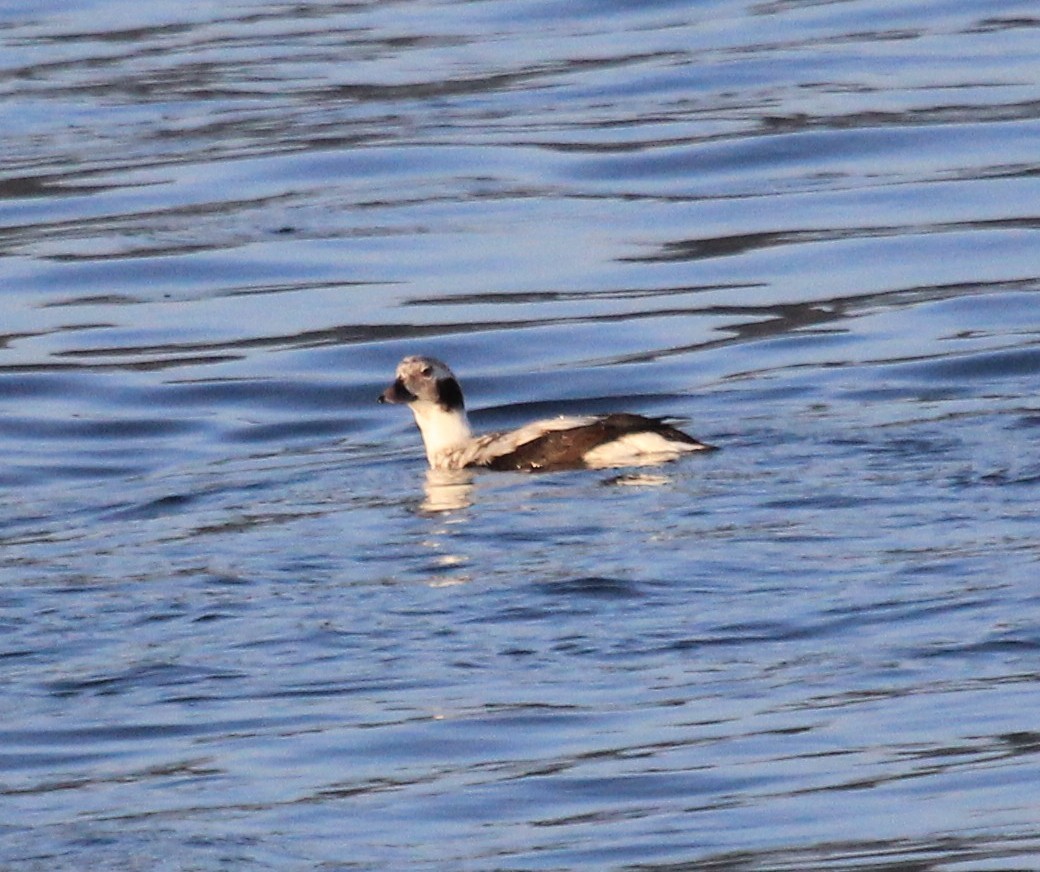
483, 414, 710, 472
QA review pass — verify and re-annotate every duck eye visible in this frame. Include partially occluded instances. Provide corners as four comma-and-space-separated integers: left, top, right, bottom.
420, 366, 433, 377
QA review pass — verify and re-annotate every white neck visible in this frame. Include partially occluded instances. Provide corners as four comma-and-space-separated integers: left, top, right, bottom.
409, 401, 473, 468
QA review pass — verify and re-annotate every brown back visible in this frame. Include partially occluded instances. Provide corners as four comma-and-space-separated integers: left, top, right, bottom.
483, 414, 706, 471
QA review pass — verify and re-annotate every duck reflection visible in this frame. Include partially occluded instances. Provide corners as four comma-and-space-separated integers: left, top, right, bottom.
421, 467, 475, 513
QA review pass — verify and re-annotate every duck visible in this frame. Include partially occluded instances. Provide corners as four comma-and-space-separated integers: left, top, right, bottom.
378, 355, 715, 471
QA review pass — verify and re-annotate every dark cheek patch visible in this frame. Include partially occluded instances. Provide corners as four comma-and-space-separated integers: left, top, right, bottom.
437, 377, 465, 410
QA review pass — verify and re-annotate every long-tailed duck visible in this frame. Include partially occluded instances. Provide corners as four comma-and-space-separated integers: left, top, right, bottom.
379, 355, 715, 471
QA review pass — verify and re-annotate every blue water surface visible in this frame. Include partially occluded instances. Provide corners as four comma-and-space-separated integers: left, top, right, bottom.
2, 0, 1040, 869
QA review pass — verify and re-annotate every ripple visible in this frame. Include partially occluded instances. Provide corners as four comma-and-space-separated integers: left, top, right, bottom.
3, 0, 1040, 869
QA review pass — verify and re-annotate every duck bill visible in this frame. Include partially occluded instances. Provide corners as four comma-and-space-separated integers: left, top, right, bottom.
378, 378, 416, 404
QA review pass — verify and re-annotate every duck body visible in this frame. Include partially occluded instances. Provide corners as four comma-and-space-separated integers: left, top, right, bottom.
378, 355, 715, 472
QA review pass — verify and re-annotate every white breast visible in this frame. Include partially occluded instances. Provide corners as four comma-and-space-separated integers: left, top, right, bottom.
432, 416, 597, 469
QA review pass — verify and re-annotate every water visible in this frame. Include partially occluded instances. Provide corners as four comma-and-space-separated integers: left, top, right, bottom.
2, 0, 1040, 868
